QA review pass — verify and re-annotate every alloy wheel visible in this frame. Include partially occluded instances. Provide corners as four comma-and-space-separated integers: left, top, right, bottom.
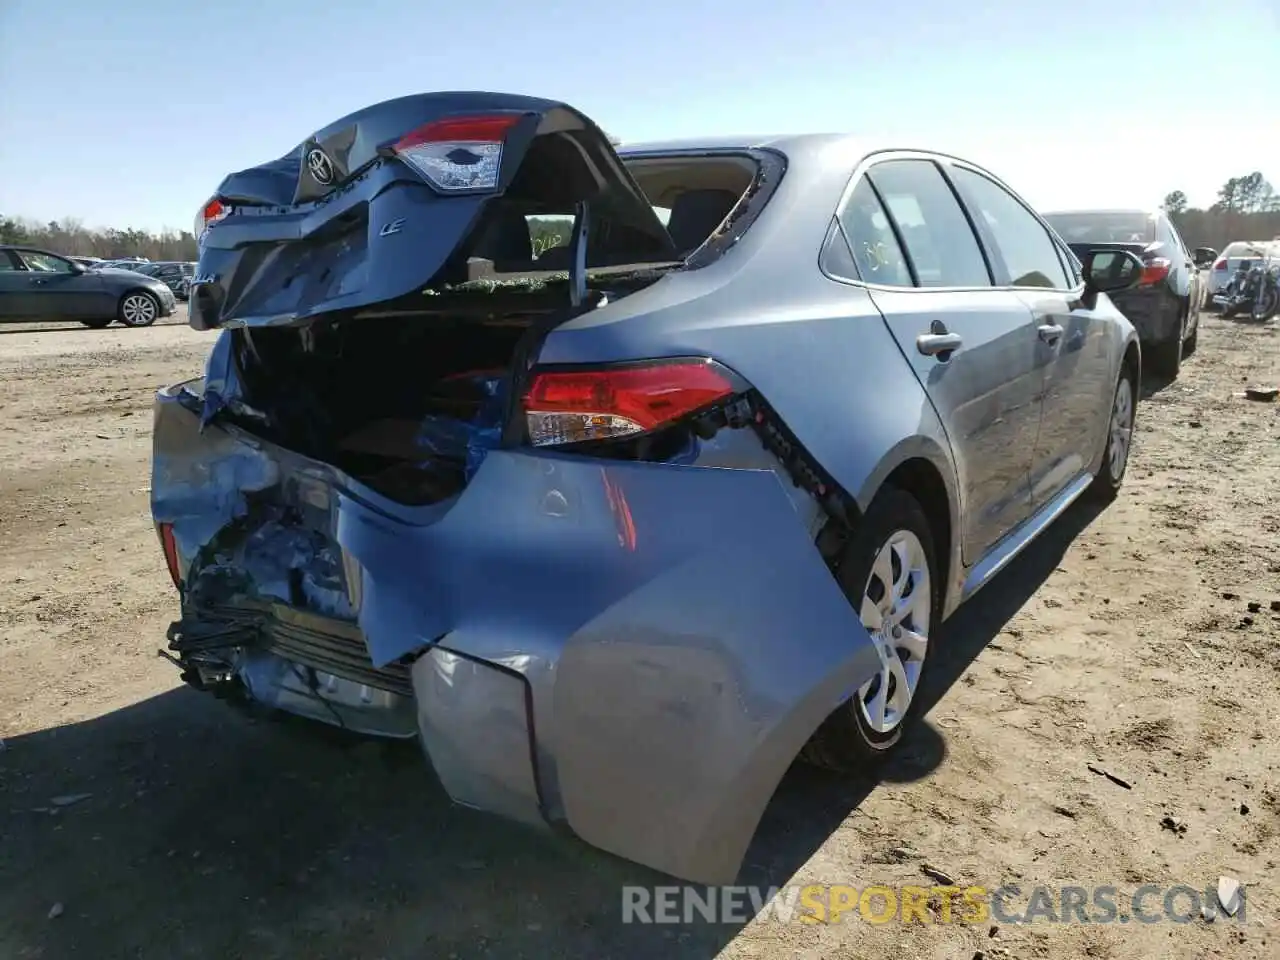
121, 293, 157, 326
857, 530, 931, 734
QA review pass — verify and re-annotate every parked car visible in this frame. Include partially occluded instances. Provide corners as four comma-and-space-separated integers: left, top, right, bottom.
0, 245, 177, 327
153, 93, 1145, 886
1206, 240, 1278, 308
131, 260, 194, 299
95, 258, 150, 272
1040, 208, 1212, 378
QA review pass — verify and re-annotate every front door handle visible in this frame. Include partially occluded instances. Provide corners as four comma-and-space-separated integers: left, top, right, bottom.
916, 332, 963, 357
31, 278, 48, 285
1038, 323, 1064, 344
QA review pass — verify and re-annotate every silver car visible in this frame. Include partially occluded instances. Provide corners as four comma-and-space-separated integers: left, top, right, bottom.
153, 94, 1145, 885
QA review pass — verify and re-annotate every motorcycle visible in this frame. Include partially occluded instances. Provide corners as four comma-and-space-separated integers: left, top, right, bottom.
1214, 243, 1280, 321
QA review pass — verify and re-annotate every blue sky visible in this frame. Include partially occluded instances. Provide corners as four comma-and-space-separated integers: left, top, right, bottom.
1, 0, 1276, 232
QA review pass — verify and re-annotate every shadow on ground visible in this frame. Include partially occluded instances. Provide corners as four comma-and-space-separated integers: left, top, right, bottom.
0, 498, 1106, 960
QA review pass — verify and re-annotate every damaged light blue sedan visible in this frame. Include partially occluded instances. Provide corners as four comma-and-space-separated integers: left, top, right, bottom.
152, 92, 1146, 885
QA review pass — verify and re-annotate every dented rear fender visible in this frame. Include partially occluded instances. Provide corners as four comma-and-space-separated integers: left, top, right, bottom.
151, 388, 881, 884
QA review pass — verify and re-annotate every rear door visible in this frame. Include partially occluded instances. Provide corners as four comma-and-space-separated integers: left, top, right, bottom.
947, 163, 1109, 508
843, 156, 1041, 564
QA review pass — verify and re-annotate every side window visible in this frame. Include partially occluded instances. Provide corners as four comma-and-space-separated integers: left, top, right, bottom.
19, 251, 75, 273
160, 265, 180, 277
836, 177, 913, 286
948, 167, 1070, 289
0, 252, 21, 272
864, 160, 991, 288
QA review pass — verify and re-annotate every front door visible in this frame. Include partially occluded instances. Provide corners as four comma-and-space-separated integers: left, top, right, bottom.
12, 249, 107, 318
0, 250, 27, 318
840, 157, 1042, 564
946, 163, 1108, 508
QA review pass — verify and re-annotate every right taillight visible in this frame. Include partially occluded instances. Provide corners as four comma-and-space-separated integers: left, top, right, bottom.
1138, 257, 1171, 286
521, 359, 738, 448
193, 197, 229, 239
1213, 259, 1228, 271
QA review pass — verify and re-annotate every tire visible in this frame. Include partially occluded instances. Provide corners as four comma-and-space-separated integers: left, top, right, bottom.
118, 290, 159, 327
1251, 286, 1278, 322
1147, 333, 1181, 379
801, 486, 940, 772
1086, 368, 1136, 503
79, 318, 113, 329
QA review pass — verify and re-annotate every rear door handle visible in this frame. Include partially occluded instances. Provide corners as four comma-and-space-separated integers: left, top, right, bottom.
916, 332, 963, 357
1038, 323, 1064, 344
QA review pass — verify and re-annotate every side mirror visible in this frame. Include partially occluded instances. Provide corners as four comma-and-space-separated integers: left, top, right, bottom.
1193, 247, 1217, 267
1082, 248, 1144, 295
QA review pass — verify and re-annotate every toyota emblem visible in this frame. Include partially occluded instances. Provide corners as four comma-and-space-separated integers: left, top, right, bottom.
306, 147, 335, 186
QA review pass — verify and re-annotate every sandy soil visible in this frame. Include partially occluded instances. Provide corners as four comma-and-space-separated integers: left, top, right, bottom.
0, 309, 1277, 960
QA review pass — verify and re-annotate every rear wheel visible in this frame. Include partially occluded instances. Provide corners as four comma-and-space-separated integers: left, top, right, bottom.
801, 486, 939, 771
118, 291, 159, 327
79, 318, 113, 329
1087, 369, 1135, 502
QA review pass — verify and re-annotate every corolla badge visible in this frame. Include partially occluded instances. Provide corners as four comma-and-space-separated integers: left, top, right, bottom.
306, 147, 335, 185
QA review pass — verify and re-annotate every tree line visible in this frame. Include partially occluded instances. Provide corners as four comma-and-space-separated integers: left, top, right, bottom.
1163, 172, 1280, 251
0, 215, 198, 261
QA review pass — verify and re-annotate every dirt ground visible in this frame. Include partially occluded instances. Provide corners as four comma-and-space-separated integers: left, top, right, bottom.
0, 309, 1277, 960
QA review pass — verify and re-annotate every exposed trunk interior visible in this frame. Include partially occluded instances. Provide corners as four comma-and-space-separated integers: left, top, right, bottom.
231, 287, 568, 506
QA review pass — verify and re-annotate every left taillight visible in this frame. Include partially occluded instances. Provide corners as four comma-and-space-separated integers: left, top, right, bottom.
194, 197, 229, 239
157, 522, 182, 590
521, 359, 738, 448
1139, 256, 1171, 286
391, 113, 524, 193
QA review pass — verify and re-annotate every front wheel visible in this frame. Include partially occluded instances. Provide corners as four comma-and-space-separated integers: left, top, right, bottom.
801, 486, 940, 771
118, 291, 159, 327
1087, 370, 1136, 502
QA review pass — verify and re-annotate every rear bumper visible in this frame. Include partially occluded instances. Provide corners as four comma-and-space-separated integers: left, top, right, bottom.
152, 384, 879, 884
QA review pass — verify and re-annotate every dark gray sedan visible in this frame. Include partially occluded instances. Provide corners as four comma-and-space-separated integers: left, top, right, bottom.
0, 245, 178, 327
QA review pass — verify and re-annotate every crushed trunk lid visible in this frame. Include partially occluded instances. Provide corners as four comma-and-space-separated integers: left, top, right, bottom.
189, 92, 678, 330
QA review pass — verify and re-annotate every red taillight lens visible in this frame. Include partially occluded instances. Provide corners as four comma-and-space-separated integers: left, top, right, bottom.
392, 113, 524, 193
157, 522, 182, 590
194, 197, 229, 239
522, 360, 737, 447
1138, 257, 1171, 286
1213, 259, 1228, 271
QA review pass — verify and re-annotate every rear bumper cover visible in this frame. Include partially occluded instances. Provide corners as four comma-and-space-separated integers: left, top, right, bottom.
1111, 287, 1181, 345
152, 386, 879, 884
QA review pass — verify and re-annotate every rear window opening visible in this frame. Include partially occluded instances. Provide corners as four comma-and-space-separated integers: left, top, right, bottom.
454, 152, 761, 278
